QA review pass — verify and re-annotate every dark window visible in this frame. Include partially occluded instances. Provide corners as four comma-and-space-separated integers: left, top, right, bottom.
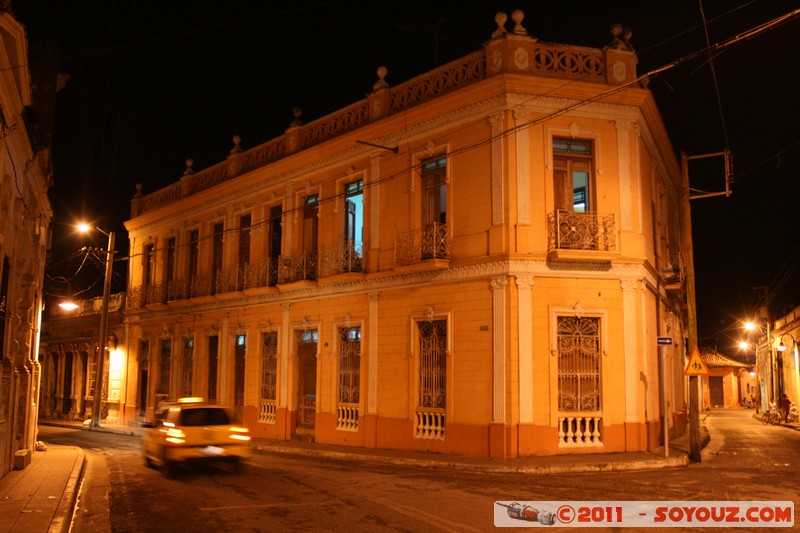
268, 206, 282, 285
188, 229, 199, 278
143, 244, 154, 289
212, 223, 224, 293
421, 157, 447, 226
303, 195, 318, 252
239, 214, 251, 268
208, 335, 218, 402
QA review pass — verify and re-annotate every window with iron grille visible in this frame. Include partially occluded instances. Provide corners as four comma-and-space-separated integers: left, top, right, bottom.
158, 339, 171, 396
338, 327, 361, 404
418, 320, 447, 409
261, 332, 278, 400
208, 335, 218, 401
557, 316, 601, 412
182, 337, 193, 397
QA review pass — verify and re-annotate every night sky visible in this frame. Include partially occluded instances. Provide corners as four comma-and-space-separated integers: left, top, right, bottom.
13, 1, 800, 353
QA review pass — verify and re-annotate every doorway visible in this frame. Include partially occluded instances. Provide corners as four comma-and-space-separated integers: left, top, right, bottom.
709, 376, 724, 407
296, 330, 318, 429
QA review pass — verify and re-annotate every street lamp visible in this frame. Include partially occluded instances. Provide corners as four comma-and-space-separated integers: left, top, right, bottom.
78, 223, 115, 428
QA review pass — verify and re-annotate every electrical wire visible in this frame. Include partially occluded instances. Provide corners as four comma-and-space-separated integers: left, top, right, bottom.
121, 7, 800, 264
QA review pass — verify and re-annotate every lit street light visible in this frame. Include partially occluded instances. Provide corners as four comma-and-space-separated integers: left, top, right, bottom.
78, 223, 116, 428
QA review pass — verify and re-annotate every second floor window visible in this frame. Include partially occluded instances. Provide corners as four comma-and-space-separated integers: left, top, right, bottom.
188, 229, 199, 279
212, 222, 224, 293
553, 138, 594, 213
345, 181, 363, 244
421, 157, 447, 227
239, 214, 251, 268
143, 244, 154, 288
303, 195, 319, 253
165, 237, 176, 282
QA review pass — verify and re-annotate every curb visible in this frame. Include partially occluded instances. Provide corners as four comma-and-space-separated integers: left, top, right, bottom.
49, 447, 85, 533
252, 443, 690, 475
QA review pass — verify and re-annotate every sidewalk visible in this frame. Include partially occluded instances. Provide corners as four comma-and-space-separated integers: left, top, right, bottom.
0, 443, 83, 533
2, 417, 712, 532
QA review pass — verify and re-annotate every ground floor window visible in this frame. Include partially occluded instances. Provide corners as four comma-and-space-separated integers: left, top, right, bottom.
182, 337, 193, 398
156, 339, 171, 406
259, 332, 278, 423
337, 326, 361, 431
416, 319, 446, 440
556, 315, 603, 447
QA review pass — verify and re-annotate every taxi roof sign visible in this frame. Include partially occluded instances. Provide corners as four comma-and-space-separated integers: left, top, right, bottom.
684, 346, 710, 376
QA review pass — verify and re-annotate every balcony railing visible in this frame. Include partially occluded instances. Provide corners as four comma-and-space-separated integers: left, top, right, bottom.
396, 223, 450, 265
336, 404, 359, 431
319, 241, 364, 277
279, 251, 318, 283
547, 210, 616, 252
258, 399, 276, 424
558, 415, 603, 447
415, 407, 445, 440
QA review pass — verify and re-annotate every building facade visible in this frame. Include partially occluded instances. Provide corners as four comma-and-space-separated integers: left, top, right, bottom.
122, 12, 688, 458
0, 8, 54, 476
763, 306, 800, 412
38, 294, 127, 425
698, 348, 755, 409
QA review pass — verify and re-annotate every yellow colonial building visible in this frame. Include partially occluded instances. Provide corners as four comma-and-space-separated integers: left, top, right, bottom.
122, 11, 688, 458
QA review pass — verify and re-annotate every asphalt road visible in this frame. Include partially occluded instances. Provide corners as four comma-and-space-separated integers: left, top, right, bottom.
37, 410, 800, 532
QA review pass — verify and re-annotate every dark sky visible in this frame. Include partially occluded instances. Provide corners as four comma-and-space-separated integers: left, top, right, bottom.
13, 0, 800, 352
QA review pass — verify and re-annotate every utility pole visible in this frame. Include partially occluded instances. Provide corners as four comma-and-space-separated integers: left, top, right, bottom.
679, 149, 733, 462
680, 151, 701, 462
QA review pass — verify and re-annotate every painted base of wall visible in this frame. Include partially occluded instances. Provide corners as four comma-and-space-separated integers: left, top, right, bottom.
242, 408, 690, 458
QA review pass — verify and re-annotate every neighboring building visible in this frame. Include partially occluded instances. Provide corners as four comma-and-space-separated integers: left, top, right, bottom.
38, 294, 127, 425
0, 8, 55, 476
767, 305, 800, 411
122, 11, 689, 458
698, 348, 755, 409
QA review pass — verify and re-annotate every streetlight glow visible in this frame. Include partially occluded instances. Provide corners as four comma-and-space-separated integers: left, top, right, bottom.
75, 223, 116, 428
744, 321, 756, 332
58, 301, 79, 311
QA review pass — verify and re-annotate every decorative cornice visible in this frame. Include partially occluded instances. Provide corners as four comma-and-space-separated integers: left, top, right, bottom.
128, 258, 658, 322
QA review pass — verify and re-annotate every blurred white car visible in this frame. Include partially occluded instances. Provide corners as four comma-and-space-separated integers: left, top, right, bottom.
142, 398, 251, 473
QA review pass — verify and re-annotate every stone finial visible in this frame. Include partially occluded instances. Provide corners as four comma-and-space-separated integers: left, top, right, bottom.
134, 183, 143, 198
372, 66, 389, 91
290, 107, 303, 127
609, 23, 634, 51
492, 12, 508, 39
230, 134, 243, 154
511, 10, 527, 35
184, 158, 194, 175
